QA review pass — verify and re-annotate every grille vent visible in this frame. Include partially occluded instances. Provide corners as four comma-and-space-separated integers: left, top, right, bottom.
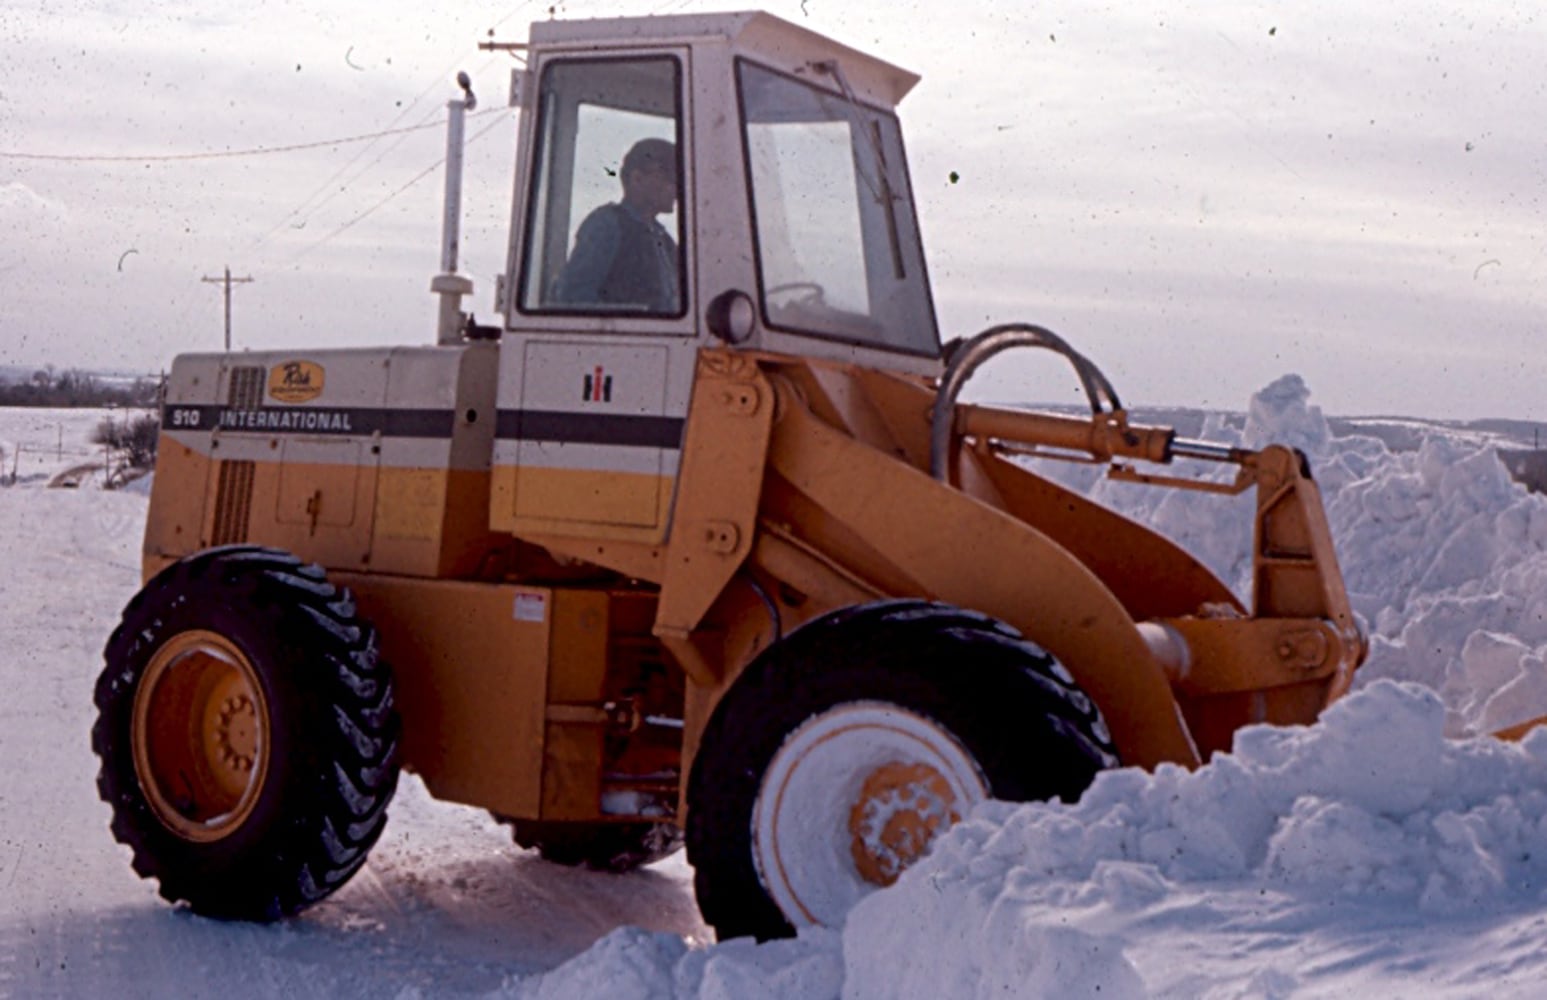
228, 366, 264, 409
211, 460, 255, 545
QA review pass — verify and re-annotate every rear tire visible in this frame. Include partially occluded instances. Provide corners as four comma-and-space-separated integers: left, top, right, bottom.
92, 546, 400, 920
686, 599, 1115, 941
499, 819, 683, 872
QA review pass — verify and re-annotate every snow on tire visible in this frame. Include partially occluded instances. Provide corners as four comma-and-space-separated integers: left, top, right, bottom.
685, 599, 1116, 941
92, 545, 400, 921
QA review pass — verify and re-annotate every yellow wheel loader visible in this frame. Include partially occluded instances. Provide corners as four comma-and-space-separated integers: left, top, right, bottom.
94, 11, 1370, 940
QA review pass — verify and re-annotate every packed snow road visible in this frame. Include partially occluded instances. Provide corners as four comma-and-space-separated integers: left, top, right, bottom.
0, 486, 709, 999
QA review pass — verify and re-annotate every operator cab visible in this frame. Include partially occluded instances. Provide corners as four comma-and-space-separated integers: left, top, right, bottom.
501, 11, 939, 363
491, 12, 940, 543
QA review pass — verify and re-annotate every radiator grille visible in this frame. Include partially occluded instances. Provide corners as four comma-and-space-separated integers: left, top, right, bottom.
228, 366, 264, 409
211, 460, 255, 545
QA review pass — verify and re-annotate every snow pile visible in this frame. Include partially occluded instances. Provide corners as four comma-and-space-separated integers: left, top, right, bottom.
1260, 376, 1547, 736
842, 681, 1547, 999
519, 926, 843, 1000
522, 682, 1547, 998
1332, 434, 1547, 735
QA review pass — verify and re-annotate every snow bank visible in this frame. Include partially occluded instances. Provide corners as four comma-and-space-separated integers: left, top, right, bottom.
523, 375, 1547, 997
512, 682, 1547, 998
1256, 377, 1547, 736
517, 925, 843, 1000
525, 684, 1547, 996
844, 681, 1547, 998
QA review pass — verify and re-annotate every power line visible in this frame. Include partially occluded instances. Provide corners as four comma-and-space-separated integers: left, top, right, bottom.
253, 76, 482, 246
248, 104, 449, 250
284, 113, 511, 265
0, 111, 502, 164
251, 56, 507, 254
252, 0, 538, 252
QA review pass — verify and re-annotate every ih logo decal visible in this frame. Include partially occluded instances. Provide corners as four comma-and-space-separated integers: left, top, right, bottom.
268, 360, 325, 403
582, 366, 613, 403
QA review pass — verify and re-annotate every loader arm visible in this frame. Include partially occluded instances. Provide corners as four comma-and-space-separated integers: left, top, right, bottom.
644, 351, 1202, 769
757, 377, 1202, 769
958, 397, 1366, 757
644, 349, 1367, 772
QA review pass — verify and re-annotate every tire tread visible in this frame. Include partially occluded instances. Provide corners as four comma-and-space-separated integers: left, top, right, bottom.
92, 546, 400, 921
686, 599, 1115, 941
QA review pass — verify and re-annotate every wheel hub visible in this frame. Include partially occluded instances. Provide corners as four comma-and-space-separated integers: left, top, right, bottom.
213, 693, 258, 772
131, 630, 270, 842
848, 760, 962, 886
753, 702, 988, 928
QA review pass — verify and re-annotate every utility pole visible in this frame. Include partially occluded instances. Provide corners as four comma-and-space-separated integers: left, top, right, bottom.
202, 267, 253, 350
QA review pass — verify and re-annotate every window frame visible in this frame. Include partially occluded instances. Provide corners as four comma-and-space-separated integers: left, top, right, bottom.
515, 53, 690, 324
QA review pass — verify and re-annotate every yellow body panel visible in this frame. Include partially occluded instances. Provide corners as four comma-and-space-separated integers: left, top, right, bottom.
338, 573, 552, 818
540, 589, 611, 820
371, 467, 498, 578
145, 449, 496, 579
491, 465, 677, 545
329, 576, 675, 822
143, 440, 211, 561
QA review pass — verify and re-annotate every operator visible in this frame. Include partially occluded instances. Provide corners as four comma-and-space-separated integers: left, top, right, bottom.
553, 137, 681, 314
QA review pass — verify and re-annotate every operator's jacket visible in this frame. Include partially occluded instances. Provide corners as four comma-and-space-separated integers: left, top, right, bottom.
553, 202, 679, 313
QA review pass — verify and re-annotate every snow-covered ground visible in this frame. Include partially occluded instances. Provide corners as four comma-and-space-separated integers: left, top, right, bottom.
0, 407, 150, 490
2, 382, 1546, 998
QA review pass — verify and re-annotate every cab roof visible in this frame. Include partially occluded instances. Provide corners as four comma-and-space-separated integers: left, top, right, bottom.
527, 10, 920, 108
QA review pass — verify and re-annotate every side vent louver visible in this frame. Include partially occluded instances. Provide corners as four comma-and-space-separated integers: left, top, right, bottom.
211, 460, 255, 545
228, 366, 264, 410
209, 366, 264, 545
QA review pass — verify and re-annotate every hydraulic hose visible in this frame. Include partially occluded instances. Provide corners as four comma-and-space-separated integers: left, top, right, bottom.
930, 324, 1125, 481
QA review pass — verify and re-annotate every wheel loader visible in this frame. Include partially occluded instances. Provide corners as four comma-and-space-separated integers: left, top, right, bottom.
94, 10, 1373, 941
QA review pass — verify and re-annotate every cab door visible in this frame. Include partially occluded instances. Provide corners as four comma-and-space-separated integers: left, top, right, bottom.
492, 51, 697, 544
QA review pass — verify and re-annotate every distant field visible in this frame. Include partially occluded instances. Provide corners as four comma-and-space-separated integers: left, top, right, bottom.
0, 406, 141, 486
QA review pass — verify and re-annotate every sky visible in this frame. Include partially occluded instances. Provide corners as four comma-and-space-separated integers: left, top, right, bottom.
1, 0, 1543, 421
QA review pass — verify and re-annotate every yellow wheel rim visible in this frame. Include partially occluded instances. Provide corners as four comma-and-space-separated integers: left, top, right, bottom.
131, 630, 271, 842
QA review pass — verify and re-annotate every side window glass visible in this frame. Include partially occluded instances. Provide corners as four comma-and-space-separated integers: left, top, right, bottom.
520, 57, 685, 318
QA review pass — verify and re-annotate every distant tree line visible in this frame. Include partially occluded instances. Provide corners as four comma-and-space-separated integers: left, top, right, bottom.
0, 366, 160, 408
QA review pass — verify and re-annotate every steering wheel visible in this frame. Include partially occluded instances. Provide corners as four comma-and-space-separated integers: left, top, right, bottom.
766, 281, 827, 308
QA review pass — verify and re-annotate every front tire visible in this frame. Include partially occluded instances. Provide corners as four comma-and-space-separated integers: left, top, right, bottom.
92, 546, 400, 920
686, 600, 1115, 941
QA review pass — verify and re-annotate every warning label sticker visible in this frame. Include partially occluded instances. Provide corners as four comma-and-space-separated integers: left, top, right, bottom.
512, 593, 547, 623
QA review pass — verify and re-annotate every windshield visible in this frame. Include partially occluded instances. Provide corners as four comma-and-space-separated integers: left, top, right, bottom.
737, 60, 939, 357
